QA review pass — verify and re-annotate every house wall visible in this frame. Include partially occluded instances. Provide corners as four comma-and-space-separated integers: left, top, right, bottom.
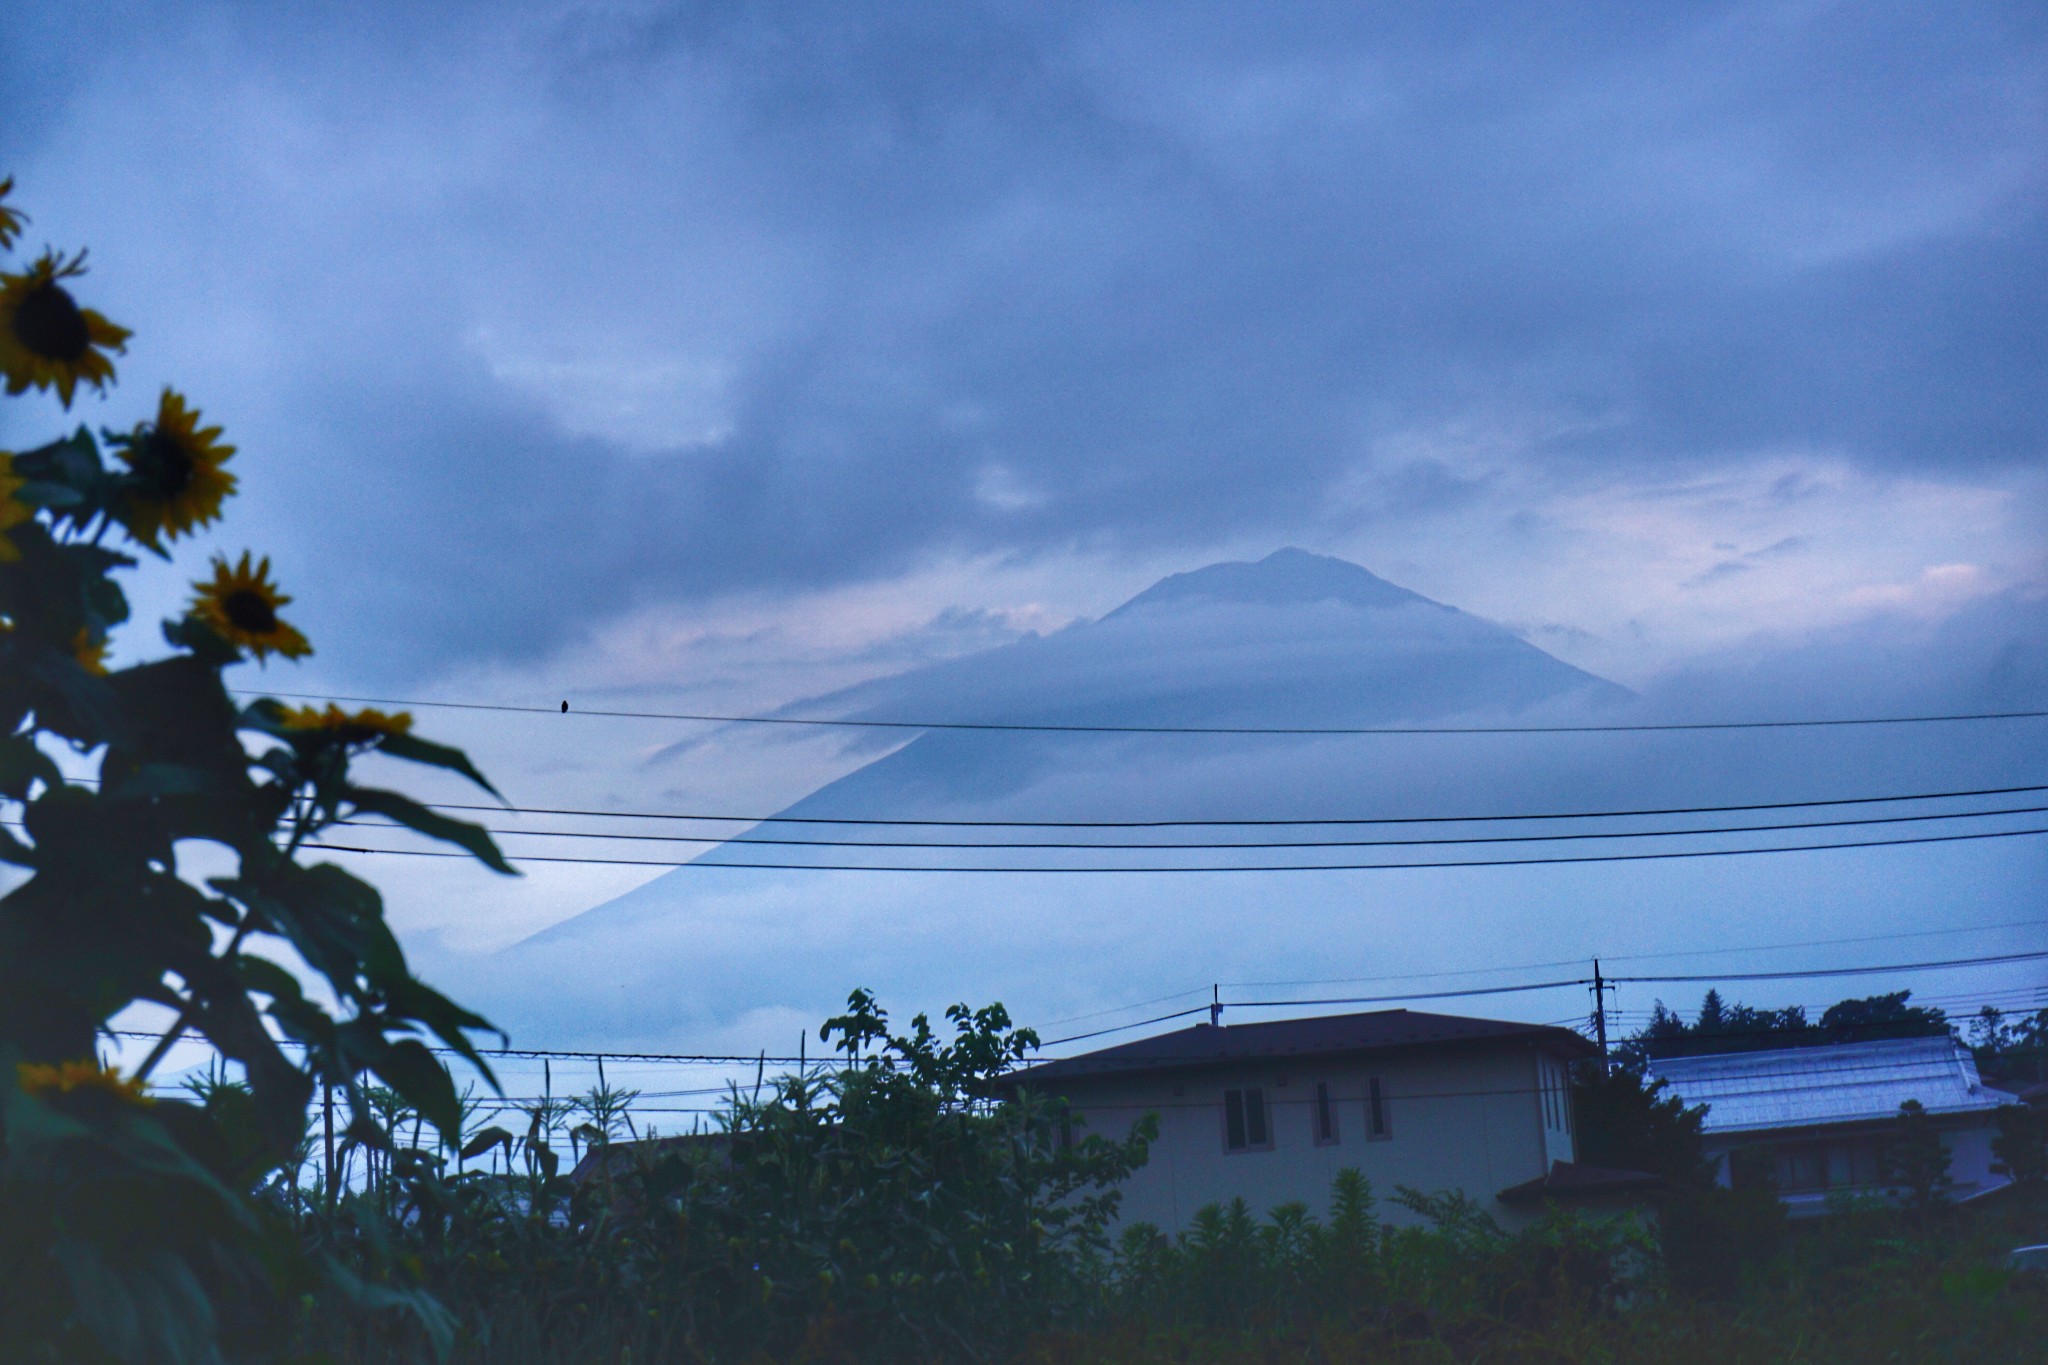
1705, 1111, 2012, 1217
1053, 1044, 1573, 1233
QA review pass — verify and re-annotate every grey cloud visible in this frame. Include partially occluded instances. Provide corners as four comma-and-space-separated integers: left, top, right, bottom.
1751, 536, 1808, 559
6, 0, 2042, 675
1688, 560, 1752, 587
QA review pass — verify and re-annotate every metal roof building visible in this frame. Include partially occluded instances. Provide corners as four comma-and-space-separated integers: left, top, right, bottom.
1645, 1035, 2020, 1212
1645, 1035, 2011, 1134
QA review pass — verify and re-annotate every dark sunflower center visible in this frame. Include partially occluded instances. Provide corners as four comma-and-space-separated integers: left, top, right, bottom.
138, 431, 196, 496
14, 283, 90, 362
222, 588, 279, 635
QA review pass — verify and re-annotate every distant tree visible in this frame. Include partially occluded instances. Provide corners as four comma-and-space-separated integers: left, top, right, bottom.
1970, 1007, 2048, 1086
1991, 1106, 2047, 1187
1621, 990, 1948, 1064
1570, 1064, 1782, 1299
1884, 1100, 1953, 1211
1571, 1065, 1713, 1187
1817, 992, 1948, 1046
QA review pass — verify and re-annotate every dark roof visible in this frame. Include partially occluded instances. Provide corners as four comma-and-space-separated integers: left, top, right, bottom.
1498, 1160, 1664, 1205
567, 1133, 721, 1184
1013, 1009, 1595, 1085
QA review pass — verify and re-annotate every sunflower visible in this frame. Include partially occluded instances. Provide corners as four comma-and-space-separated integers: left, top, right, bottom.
189, 552, 312, 662
281, 703, 413, 743
110, 388, 238, 546
0, 251, 130, 407
0, 177, 24, 252
0, 451, 29, 563
16, 1059, 153, 1106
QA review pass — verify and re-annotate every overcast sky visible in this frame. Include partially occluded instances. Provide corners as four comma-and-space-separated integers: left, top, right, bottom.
6, 2, 2044, 1061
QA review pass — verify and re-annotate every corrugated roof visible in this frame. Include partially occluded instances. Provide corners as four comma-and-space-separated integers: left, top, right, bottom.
1015, 1008, 1594, 1084
1645, 1036, 2014, 1135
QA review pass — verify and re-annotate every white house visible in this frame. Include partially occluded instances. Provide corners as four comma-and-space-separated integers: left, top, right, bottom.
1645, 1035, 2020, 1216
1012, 1008, 1637, 1231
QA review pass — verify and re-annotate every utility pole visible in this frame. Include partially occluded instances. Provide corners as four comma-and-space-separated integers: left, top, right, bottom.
1591, 959, 1613, 1070
1210, 984, 1222, 1028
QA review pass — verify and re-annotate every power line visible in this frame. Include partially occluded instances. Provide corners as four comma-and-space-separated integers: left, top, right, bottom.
304, 822, 2048, 872
44, 770, 2048, 831
232, 688, 2048, 738
338, 801, 2048, 852
417, 780, 2048, 830
1039, 1007, 1216, 1047
1220, 917, 2048, 991
108, 937, 2047, 1068
1217, 948, 2048, 1015
446, 1059, 2013, 1112
920, 915, 2048, 1032
1608, 949, 2048, 986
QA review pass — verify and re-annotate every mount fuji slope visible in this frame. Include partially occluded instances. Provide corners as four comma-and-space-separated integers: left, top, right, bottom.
529, 549, 1630, 904
452, 558, 2048, 1049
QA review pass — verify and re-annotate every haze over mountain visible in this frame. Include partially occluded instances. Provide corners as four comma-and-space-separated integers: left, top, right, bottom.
647, 548, 1633, 837
460, 552, 2046, 1053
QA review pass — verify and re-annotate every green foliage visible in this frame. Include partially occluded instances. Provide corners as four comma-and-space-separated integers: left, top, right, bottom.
0, 177, 511, 1364
1622, 989, 1949, 1064
1991, 1104, 2047, 1186
1971, 1005, 2048, 1085
1097, 1173, 1651, 1347
299, 990, 1153, 1363
1571, 1064, 1713, 1187
1885, 1099, 1954, 1211
1568, 1064, 1786, 1298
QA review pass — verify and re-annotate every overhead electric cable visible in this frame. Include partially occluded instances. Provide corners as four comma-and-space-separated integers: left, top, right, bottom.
1003, 914, 2048, 1030
1220, 916, 2048, 990
232, 688, 2048, 737
1609, 948, 2048, 985
415, 781, 2048, 829
1220, 947, 2048, 1014
304, 822, 2048, 872
337, 800, 2048, 852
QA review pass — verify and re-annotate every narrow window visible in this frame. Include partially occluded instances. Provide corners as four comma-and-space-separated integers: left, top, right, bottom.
1244, 1088, 1269, 1147
1367, 1077, 1389, 1140
1314, 1081, 1338, 1145
1223, 1087, 1271, 1152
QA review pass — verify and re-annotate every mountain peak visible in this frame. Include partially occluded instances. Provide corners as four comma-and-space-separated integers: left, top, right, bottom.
1104, 548, 1443, 620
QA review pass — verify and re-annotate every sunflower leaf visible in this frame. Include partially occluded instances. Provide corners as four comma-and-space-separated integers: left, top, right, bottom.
342, 786, 515, 875
373, 731, 502, 799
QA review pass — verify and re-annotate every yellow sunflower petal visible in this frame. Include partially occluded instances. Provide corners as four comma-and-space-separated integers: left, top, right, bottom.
189, 552, 313, 662
0, 252, 130, 408
72, 628, 109, 676
0, 451, 27, 563
0, 177, 24, 252
282, 703, 413, 741
113, 387, 238, 546
16, 1058, 153, 1106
